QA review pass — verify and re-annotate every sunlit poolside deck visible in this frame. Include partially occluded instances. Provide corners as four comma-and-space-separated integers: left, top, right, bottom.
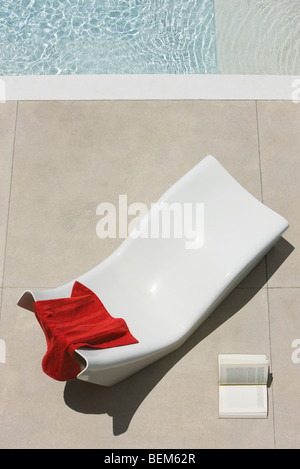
0, 97, 299, 448
1, 0, 300, 451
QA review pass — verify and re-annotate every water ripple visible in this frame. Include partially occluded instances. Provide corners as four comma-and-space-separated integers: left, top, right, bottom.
0, 0, 217, 75
215, 0, 300, 74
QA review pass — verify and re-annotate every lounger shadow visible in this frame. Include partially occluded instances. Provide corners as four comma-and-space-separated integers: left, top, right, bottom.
64, 237, 293, 435
17, 155, 289, 387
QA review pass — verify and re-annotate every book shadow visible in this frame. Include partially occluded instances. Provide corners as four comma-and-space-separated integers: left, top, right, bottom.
64, 236, 294, 435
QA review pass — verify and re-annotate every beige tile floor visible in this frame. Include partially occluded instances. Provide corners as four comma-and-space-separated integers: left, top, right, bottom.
0, 99, 299, 449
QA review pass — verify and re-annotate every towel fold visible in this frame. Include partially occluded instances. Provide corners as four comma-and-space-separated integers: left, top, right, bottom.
33, 281, 138, 381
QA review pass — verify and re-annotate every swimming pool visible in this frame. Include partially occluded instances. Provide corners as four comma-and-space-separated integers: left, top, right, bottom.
215, 0, 300, 75
0, 0, 218, 75
1, 0, 299, 101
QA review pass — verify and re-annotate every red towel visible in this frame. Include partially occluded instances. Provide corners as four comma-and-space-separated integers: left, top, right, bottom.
33, 281, 138, 381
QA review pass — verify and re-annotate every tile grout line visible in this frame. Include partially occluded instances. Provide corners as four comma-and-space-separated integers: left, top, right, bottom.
266, 283, 277, 449
0, 101, 19, 322
256, 100, 277, 448
255, 101, 264, 204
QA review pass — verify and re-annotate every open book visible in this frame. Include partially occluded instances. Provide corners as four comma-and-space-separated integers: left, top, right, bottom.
218, 354, 269, 419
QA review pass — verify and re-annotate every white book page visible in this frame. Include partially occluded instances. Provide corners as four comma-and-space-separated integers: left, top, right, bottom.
219, 354, 267, 362
219, 385, 267, 416
218, 355, 269, 385
219, 363, 268, 385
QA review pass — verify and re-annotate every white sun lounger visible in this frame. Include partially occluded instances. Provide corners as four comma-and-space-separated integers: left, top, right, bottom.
18, 155, 289, 386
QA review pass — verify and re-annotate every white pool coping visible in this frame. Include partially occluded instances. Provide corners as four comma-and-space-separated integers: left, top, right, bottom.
1, 74, 300, 101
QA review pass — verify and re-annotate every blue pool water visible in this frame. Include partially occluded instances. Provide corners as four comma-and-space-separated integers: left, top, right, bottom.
0, 0, 218, 75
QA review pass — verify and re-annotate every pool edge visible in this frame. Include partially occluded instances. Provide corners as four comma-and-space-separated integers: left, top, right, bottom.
0, 74, 299, 101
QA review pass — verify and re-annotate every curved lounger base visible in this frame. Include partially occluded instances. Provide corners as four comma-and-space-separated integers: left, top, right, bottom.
18, 156, 289, 386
